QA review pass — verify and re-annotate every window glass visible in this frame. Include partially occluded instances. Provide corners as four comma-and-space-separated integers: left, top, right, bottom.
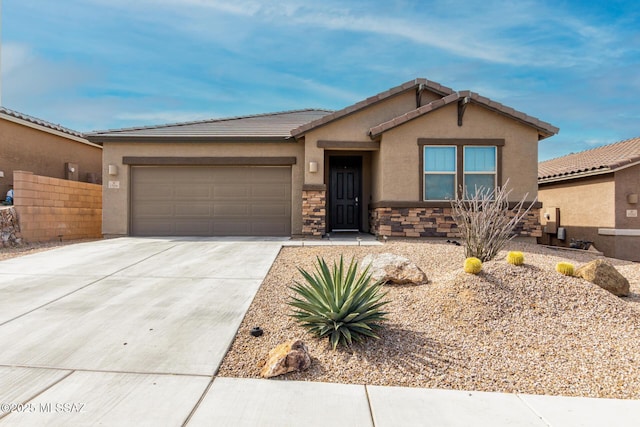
424, 147, 456, 172
464, 146, 496, 172
464, 174, 495, 197
424, 174, 455, 200
423, 146, 456, 200
463, 146, 496, 198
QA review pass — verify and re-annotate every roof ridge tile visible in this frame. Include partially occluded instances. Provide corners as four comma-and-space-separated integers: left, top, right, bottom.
0, 106, 86, 139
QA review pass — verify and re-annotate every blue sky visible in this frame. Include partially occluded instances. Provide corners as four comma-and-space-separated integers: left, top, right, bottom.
1, 0, 639, 161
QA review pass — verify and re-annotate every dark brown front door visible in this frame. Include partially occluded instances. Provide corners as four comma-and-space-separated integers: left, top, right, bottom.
329, 156, 361, 231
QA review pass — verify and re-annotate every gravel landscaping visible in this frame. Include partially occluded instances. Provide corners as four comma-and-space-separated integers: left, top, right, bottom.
0, 239, 99, 261
218, 240, 640, 399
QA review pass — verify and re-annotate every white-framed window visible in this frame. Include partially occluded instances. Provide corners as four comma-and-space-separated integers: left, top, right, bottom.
463, 146, 497, 198
423, 146, 456, 201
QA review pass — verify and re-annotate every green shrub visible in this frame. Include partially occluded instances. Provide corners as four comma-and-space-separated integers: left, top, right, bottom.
556, 262, 575, 276
289, 256, 389, 350
506, 251, 525, 266
464, 257, 483, 274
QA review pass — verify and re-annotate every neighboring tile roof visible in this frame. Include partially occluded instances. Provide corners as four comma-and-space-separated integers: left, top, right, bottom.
368, 91, 559, 140
290, 79, 455, 137
0, 106, 86, 139
538, 137, 640, 183
87, 109, 332, 142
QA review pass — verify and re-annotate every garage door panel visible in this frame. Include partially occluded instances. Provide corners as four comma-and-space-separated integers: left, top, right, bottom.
134, 220, 176, 235
213, 204, 250, 216
175, 203, 211, 217
135, 203, 174, 217
251, 185, 289, 199
135, 184, 175, 199
131, 166, 291, 236
214, 184, 251, 199
250, 167, 289, 181
175, 221, 211, 235
251, 221, 289, 235
175, 184, 211, 199
212, 221, 251, 235
251, 204, 289, 216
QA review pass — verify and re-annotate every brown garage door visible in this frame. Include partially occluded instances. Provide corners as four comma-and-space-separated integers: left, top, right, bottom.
131, 166, 291, 236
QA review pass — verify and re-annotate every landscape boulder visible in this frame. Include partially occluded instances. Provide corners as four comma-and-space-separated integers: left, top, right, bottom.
361, 253, 427, 285
259, 339, 311, 378
575, 259, 630, 296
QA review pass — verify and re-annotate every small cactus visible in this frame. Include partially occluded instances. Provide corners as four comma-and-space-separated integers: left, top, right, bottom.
506, 251, 525, 266
464, 257, 482, 274
556, 262, 575, 276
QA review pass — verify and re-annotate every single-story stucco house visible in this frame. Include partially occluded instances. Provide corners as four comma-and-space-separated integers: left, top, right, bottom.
538, 137, 640, 261
0, 107, 103, 197
87, 78, 558, 238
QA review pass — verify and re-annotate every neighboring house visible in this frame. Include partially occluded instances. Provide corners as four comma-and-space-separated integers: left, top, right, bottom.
0, 107, 103, 198
538, 138, 640, 261
87, 78, 558, 238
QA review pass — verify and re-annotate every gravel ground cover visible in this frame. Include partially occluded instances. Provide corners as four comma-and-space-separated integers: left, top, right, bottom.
218, 240, 640, 399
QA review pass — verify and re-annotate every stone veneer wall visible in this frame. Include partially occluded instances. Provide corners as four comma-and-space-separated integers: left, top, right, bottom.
302, 189, 326, 237
13, 170, 102, 242
0, 207, 22, 247
370, 207, 542, 238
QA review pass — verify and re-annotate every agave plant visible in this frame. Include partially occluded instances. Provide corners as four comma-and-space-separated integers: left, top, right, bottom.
289, 256, 389, 350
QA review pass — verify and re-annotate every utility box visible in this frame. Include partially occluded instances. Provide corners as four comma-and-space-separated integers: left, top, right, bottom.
557, 227, 566, 240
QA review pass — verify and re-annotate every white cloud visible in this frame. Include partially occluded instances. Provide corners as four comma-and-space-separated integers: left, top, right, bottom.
96, 0, 626, 68
1, 42, 95, 102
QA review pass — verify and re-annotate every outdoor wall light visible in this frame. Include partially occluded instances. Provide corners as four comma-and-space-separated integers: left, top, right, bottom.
309, 161, 318, 173
627, 193, 638, 204
0, 171, 4, 178
68, 166, 76, 173
108, 164, 119, 176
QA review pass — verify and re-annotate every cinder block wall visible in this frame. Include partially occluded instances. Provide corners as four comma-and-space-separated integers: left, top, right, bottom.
13, 170, 102, 242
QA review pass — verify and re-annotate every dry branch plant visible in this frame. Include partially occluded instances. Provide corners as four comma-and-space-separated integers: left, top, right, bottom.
450, 180, 536, 262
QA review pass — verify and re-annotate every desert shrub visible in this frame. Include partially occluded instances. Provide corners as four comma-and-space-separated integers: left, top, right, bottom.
556, 262, 575, 276
450, 180, 537, 262
507, 251, 525, 266
464, 257, 483, 274
289, 256, 389, 350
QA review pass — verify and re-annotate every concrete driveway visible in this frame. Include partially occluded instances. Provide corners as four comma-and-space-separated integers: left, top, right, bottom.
0, 237, 284, 425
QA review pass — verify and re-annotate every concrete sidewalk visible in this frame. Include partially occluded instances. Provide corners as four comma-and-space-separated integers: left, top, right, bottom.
0, 238, 638, 426
189, 377, 640, 427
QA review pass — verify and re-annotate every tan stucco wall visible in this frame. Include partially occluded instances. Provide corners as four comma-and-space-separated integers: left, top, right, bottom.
302, 91, 417, 185
538, 173, 640, 260
0, 119, 102, 197
376, 103, 540, 202
538, 175, 615, 228
102, 141, 304, 236
614, 164, 640, 229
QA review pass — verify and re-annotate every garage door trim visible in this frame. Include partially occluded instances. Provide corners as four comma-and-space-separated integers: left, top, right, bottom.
123, 156, 297, 166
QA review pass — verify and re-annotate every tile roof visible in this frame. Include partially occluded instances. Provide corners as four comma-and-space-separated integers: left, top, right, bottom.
290, 79, 455, 137
0, 106, 86, 139
368, 91, 559, 140
538, 137, 640, 183
87, 109, 332, 142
